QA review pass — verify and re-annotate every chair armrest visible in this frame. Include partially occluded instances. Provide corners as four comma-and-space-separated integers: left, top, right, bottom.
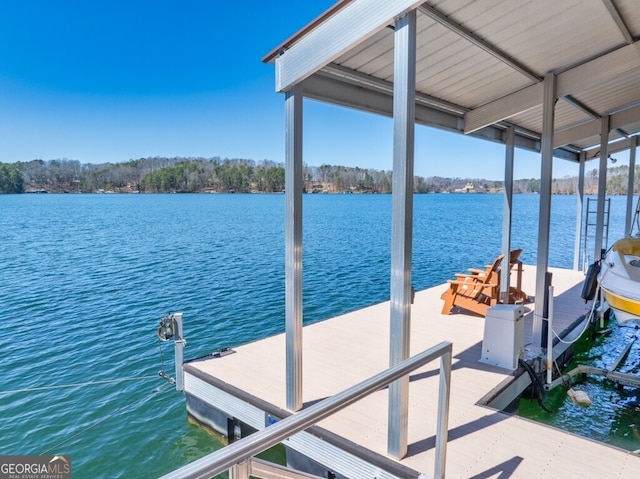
466, 268, 488, 275
453, 273, 482, 281
447, 279, 498, 288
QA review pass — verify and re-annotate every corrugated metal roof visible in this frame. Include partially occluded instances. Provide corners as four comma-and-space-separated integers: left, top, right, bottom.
265, 0, 640, 159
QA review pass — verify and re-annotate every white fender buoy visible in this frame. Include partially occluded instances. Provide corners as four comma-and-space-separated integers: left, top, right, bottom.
567, 388, 592, 407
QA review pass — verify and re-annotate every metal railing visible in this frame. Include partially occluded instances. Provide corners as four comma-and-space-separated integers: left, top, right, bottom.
160, 341, 452, 479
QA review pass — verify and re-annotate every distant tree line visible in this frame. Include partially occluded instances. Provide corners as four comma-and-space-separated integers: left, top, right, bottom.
1, 157, 286, 194
0, 163, 23, 193
0, 156, 638, 195
140, 159, 285, 193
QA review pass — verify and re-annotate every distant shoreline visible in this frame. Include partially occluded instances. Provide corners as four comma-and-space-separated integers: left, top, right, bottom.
16, 190, 626, 196
2, 156, 637, 195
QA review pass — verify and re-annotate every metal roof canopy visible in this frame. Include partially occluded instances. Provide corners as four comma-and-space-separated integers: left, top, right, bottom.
264, 0, 640, 463
264, 0, 640, 158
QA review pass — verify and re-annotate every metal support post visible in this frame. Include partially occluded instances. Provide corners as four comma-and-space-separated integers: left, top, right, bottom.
626, 136, 637, 236
573, 153, 585, 271
533, 72, 556, 348
594, 115, 610, 260
229, 459, 251, 479
546, 286, 554, 385
434, 349, 451, 479
501, 126, 515, 302
388, 9, 416, 461
173, 313, 185, 392
285, 83, 304, 412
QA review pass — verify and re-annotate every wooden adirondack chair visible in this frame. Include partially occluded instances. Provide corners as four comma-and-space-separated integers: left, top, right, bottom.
440, 254, 504, 316
507, 248, 530, 304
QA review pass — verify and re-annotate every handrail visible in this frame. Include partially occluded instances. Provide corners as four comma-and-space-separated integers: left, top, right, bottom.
160, 341, 452, 479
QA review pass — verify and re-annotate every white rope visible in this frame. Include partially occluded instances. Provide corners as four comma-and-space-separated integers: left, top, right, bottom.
551, 266, 608, 345
551, 308, 594, 345
0, 375, 160, 395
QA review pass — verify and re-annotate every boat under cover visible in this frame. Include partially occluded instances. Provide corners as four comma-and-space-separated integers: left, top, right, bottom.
599, 237, 640, 325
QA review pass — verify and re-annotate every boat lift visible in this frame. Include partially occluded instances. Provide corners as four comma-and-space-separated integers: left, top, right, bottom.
546, 331, 640, 398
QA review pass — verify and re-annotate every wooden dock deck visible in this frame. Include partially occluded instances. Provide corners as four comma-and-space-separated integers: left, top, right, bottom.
185, 266, 640, 478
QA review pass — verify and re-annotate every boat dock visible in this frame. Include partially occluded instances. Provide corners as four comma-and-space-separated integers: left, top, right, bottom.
179, 265, 640, 478
163, 1, 640, 475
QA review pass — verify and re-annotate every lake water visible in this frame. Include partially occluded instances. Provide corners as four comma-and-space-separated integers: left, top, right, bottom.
0, 193, 633, 477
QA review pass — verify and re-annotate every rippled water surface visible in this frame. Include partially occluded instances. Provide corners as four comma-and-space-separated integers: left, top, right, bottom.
0, 193, 633, 477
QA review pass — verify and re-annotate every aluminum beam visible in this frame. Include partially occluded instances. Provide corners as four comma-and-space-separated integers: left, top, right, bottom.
285, 85, 303, 412
562, 95, 600, 120
388, 10, 416, 461
610, 104, 640, 132
465, 83, 542, 134
318, 64, 580, 162
556, 41, 640, 99
625, 136, 637, 236
418, 3, 540, 82
555, 103, 640, 148
573, 153, 586, 271
601, 0, 635, 44
465, 42, 640, 134
554, 121, 600, 149
585, 135, 640, 159
501, 127, 515, 301
594, 116, 610, 260
321, 63, 467, 115
533, 73, 556, 348
417, 0, 629, 152
301, 73, 579, 162
275, 0, 424, 92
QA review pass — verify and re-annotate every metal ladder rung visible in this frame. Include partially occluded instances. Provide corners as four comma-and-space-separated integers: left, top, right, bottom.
583, 197, 611, 268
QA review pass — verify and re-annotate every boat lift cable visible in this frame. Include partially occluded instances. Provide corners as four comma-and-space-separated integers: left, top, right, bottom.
41, 382, 171, 455
551, 294, 600, 345
3, 320, 178, 396
157, 335, 176, 384
554, 360, 572, 389
553, 262, 614, 346
0, 340, 175, 395
0, 375, 161, 395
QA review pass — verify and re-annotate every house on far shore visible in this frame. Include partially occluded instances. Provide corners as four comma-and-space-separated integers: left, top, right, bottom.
453, 182, 474, 193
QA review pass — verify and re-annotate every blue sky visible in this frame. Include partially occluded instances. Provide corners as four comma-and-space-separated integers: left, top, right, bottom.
0, 1, 620, 181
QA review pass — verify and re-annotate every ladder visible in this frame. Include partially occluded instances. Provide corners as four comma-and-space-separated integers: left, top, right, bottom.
629, 194, 640, 237
583, 197, 610, 270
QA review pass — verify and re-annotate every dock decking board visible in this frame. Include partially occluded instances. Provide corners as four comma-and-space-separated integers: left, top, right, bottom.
186, 266, 640, 477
